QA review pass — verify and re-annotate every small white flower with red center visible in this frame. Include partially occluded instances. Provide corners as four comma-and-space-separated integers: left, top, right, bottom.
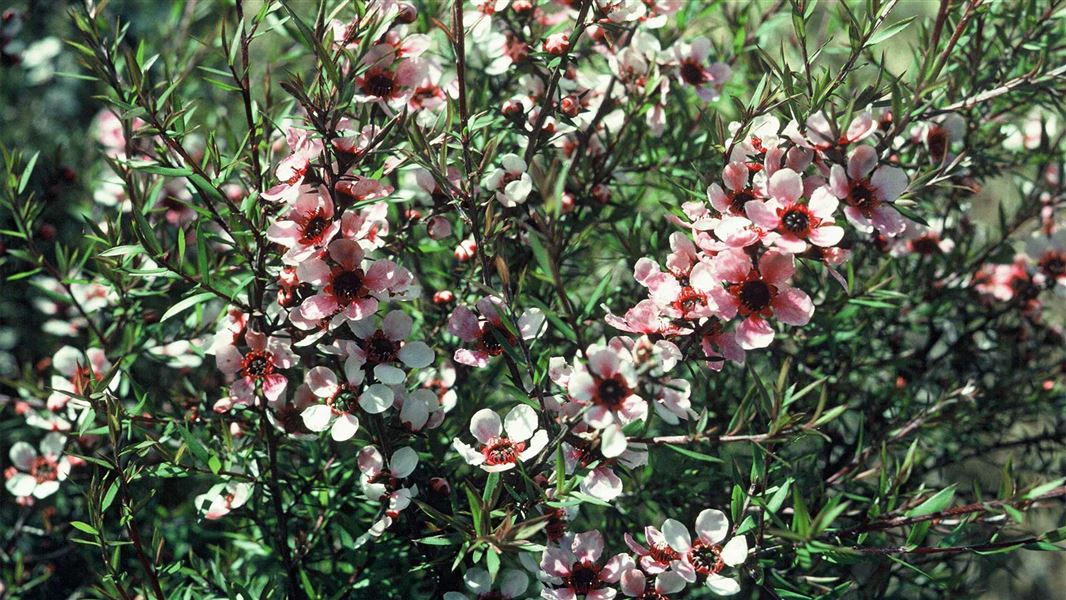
443, 567, 529, 600
567, 346, 647, 456
827, 145, 909, 237
447, 296, 545, 368
625, 522, 685, 574
396, 387, 445, 432
262, 129, 323, 204
707, 162, 761, 217
299, 366, 394, 441
215, 330, 297, 405
295, 238, 410, 329
912, 113, 966, 163
484, 153, 533, 207
343, 310, 435, 385
693, 249, 814, 350
452, 404, 548, 473
266, 186, 340, 265
540, 530, 633, 600
670, 37, 731, 102
6, 432, 75, 500
358, 445, 418, 518
353, 44, 428, 112
195, 480, 251, 520
1026, 230, 1066, 289
892, 219, 955, 257
663, 509, 749, 596
744, 170, 844, 253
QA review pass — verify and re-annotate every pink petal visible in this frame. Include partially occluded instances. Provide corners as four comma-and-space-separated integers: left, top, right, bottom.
737, 316, 774, 350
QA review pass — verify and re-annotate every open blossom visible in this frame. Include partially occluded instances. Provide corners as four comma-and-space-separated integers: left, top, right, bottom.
634, 233, 715, 321
662, 509, 749, 595
448, 296, 544, 368
195, 480, 251, 520
444, 567, 528, 600
358, 445, 418, 518
294, 238, 412, 329
828, 145, 909, 237
215, 330, 298, 404
670, 37, 731, 101
452, 404, 548, 472
539, 530, 633, 600
354, 43, 428, 112
299, 366, 394, 441
47, 345, 112, 411
6, 432, 75, 500
707, 161, 762, 218
342, 310, 435, 385
484, 153, 533, 207
692, 249, 814, 350
266, 185, 340, 264
744, 170, 844, 253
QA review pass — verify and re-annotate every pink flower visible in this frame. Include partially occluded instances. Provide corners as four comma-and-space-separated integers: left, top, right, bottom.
452, 404, 548, 473
448, 297, 544, 368
692, 249, 814, 350
828, 145, 909, 237
620, 566, 688, 599
266, 185, 340, 264
634, 233, 716, 321
671, 37, 731, 101
663, 509, 749, 595
215, 330, 297, 404
294, 238, 411, 329
744, 170, 844, 253
262, 129, 323, 204
5, 433, 74, 500
540, 531, 633, 600
340, 200, 391, 251
567, 345, 647, 446
707, 162, 761, 217
354, 44, 428, 112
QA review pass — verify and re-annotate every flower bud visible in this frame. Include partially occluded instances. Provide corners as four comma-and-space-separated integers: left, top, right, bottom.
543, 33, 569, 56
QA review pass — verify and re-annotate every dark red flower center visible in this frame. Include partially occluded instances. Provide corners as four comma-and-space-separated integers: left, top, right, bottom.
780, 207, 812, 235
672, 286, 705, 317
595, 375, 630, 408
679, 60, 705, 86
687, 540, 725, 576
845, 179, 880, 215
31, 456, 59, 483
300, 211, 331, 244
240, 350, 275, 379
649, 543, 680, 564
729, 189, 756, 215
481, 437, 526, 466
477, 324, 514, 356
731, 276, 776, 316
908, 235, 941, 255
565, 560, 603, 594
329, 269, 368, 305
1038, 251, 1066, 282
363, 70, 395, 98
926, 126, 948, 160
359, 330, 401, 367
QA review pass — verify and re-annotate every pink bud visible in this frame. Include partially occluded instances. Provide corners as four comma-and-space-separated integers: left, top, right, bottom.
433, 290, 455, 305
592, 183, 610, 204
561, 192, 576, 214
543, 33, 570, 56
429, 477, 451, 495
560, 95, 581, 118
454, 238, 477, 261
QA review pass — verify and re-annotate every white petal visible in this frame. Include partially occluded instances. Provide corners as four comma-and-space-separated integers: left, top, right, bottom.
661, 519, 692, 552
695, 508, 730, 545
330, 414, 360, 441
469, 408, 502, 444
399, 341, 434, 368
374, 364, 407, 385
301, 405, 333, 432
706, 574, 741, 596
390, 447, 419, 478
9, 442, 36, 470
504, 404, 538, 442
359, 384, 395, 414
720, 535, 748, 566
600, 423, 627, 458
5, 473, 36, 497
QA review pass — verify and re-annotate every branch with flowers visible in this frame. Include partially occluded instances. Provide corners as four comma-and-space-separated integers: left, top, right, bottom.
0, 0, 1064, 598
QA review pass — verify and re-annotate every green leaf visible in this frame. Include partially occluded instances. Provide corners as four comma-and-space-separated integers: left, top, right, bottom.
906, 485, 956, 517
71, 521, 99, 535
161, 291, 217, 323
867, 17, 916, 46
664, 443, 723, 464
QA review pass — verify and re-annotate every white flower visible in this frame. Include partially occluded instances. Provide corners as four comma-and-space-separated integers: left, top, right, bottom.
483, 154, 533, 207
5, 433, 73, 500
452, 404, 548, 473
